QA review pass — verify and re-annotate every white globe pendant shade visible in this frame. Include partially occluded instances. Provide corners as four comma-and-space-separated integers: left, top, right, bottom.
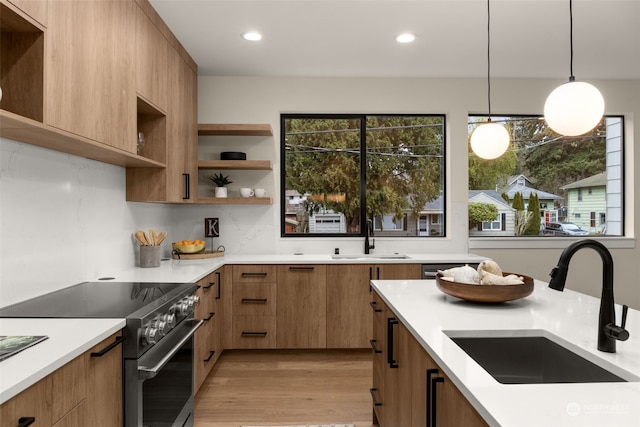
544, 81, 605, 136
470, 122, 510, 160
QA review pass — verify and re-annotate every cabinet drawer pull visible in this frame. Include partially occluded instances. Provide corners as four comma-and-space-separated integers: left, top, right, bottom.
430, 375, 445, 427
215, 272, 221, 299
369, 301, 382, 312
183, 173, 190, 200
203, 350, 215, 363
369, 387, 382, 406
241, 298, 268, 303
204, 312, 215, 321
241, 272, 268, 277
18, 417, 35, 427
90, 335, 125, 358
288, 266, 314, 270
387, 318, 399, 368
426, 369, 438, 427
369, 339, 382, 354
203, 281, 215, 289
241, 331, 268, 337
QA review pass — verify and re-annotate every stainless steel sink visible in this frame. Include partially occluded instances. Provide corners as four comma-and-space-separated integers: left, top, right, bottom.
331, 253, 411, 260
445, 329, 639, 384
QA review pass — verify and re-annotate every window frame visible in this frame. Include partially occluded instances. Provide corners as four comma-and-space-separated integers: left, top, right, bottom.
467, 114, 627, 245
280, 113, 447, 238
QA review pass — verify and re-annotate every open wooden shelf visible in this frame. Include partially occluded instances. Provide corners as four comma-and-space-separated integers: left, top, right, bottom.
197, 160, 272, 170
195, 197, 272, 205
198, 123, 273, 136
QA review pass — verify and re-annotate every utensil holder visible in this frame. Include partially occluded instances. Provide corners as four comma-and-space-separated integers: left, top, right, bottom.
139, 245, 161, 268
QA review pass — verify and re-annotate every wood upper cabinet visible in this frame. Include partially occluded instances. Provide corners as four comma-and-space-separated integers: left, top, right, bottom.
46, 0, 136, 152
8, 0, 47, 26
135, 3, 168, 111
277, 265, 327, 349
126, 46, 197, 202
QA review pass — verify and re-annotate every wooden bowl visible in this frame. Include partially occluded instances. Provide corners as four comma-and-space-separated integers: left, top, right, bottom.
171, 242, 206, 254
435, 272, 534, 303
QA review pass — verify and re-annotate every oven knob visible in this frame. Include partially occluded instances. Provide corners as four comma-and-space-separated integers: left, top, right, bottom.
177, 299, 190, 316
162, 312, 176, 330
143, 325, 158, 345
155, 317, 167, 336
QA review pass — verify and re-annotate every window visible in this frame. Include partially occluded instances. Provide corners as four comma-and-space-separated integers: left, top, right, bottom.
282, 114, 445, 237
468, 115, 624, 237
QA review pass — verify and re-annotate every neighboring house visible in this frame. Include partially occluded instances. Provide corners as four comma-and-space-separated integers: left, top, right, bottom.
468, 190, 515, 236
500, 174, 562, 212
561, 172, 607, 233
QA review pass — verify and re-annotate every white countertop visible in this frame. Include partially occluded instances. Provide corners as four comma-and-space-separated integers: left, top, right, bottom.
98, 252, 487, 282
371, 279, 640, 427
0, 318, 125, 404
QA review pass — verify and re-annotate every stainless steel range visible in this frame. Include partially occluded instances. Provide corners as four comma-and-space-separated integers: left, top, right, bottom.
0, 281, 202, 427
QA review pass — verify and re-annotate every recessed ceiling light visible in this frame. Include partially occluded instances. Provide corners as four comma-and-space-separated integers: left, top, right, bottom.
396, 33, 415, 43
242, 31, 262, 41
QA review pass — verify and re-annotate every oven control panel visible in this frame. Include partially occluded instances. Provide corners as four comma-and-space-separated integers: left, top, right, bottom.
141, 294, 199, 347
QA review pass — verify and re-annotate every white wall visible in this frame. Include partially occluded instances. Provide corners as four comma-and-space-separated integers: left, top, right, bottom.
1, 76, 638, 309
0, 139, 174, 306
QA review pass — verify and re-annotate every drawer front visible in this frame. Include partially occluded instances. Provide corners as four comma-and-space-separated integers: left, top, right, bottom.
233, 282, 276, 316
232, 316, 276, 349
232, 265, 277, 282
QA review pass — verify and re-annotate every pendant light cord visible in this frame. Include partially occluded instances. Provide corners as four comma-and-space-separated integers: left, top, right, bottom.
486, 0, 493, 121
569, 0, 575, 81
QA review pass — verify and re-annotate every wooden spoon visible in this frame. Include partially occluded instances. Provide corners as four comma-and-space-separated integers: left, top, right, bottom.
135, 230, 148, 246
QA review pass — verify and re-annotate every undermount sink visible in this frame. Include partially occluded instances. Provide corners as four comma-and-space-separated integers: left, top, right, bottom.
331, 253, 411, 260
445, 329, 639, 384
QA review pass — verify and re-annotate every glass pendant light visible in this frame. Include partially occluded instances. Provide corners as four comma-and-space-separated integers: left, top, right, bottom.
470, 0, 510, 160
544, 0, 604, 136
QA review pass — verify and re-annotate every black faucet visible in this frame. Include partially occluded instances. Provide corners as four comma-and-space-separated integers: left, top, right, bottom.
364, 219, 375, 254
548, 239, 629, 353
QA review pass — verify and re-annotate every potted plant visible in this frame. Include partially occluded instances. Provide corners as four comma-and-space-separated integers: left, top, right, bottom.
210, 173, 233, 198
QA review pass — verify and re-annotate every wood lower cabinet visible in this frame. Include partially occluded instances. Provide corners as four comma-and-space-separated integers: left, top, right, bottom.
327, 263, 421, 349
0, 332, 123, 427
371, 294, 488, 427
85, 333, 123, 427
194, 267, 226, 392
277, 265, 327, 348
232, 265, 277, 349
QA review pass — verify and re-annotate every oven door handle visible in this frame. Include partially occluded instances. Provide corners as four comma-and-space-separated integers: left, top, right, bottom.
138, 319, 203, 380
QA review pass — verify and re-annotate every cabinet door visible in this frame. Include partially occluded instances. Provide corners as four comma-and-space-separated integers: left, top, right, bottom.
165, 47, 197, 202
46, 0, 136, 152
135, 4, 168, 111
0, 377, 52, 427
277, 265, 326, 348
51, 354, 86, 422
376, 263, 422, 280
85, 332, 124, 427
326, 264, 372, 348
370, 291, 387, 426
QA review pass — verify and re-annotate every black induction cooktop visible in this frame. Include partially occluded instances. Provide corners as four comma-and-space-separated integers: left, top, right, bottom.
0, 281, 193, 318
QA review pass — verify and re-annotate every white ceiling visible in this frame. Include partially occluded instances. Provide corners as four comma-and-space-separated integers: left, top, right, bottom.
149, 0, 640, 79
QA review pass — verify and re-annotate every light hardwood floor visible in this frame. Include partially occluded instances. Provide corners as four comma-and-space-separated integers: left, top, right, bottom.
194, 349, 374, 427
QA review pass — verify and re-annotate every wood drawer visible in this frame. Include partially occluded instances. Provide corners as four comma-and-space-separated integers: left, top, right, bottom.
232, 265, 277, 282
232, 316, 276, 349
233, 282, 276, 315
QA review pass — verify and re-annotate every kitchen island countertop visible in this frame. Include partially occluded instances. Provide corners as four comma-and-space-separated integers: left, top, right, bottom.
371, 279, 640, 427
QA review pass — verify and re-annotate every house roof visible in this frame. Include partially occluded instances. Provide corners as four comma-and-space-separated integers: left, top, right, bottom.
468, 190, 512, 209
561, 172, 607, 190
